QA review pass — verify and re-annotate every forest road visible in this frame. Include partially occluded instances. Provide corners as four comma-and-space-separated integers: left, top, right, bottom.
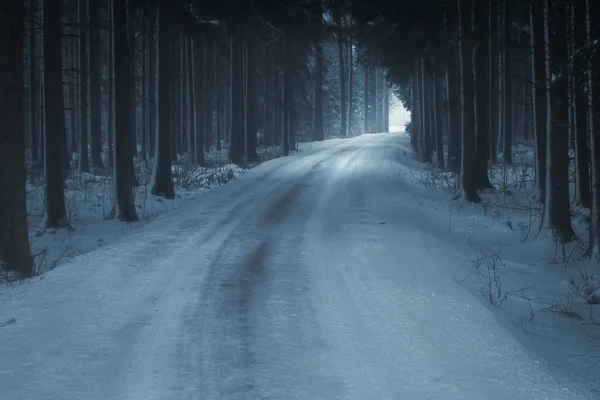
0, 133, 595, 400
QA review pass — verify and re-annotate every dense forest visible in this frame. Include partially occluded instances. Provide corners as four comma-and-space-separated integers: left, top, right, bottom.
0, 0, 391, 279
1, 0, 600, 281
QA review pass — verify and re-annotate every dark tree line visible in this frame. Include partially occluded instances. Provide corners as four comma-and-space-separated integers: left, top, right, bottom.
7, 0, 600, 278
349, 0, 600, 255
0, 0, 392, 279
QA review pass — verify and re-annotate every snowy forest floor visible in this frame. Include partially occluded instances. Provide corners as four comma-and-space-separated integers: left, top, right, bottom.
402, 133, 600, 393
19, 144, 283, 277
2, 130, 600, 395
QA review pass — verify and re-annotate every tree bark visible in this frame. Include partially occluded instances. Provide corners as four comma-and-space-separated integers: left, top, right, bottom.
113, 0, 138, 221
148, 0, 157, 157
43, 0, 70, 227
489, 3, 499, 164
229, 35, 245, 163
273, 41, 282, 146
383, 79, 389, 132
586, 0, 600, 257
246, 38, 258, 161
89, 0, 104, 170
475, 0, 494, 189
150, 2, 175, 199
0, 0, 35, 278
348, 35, 355, 135
128, 2, 137, 161
420, 58, 432, 162
216, 42, 223, 151
313, 40, 324, 141
181, 37, 188, 156
458, 0, 481, 203
411, 67, 420, 153
141, 18, 147, 161
29, 0, 39, 162
503, 3, 513, 165
204, 39, 214, 153
544, 0, 574, 242
187, 35, 196, 165
107, 0, 114, 168
170, 33, 180, 160
282, 31, 293, 156
194, 36, 205, 165
531, 0, 547, 203
446, 49, 461, 172
337, 16, 347, 137
364, 66, 369, 133
432, 58, 444, 169
78, 0, 90, 173
574, 0, 591, 208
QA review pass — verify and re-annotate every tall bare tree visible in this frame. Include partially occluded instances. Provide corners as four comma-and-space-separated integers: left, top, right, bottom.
0, 0, 35, 279
112, 0, 138, 221
43, 0, 70, 228
150, 0, 175, 199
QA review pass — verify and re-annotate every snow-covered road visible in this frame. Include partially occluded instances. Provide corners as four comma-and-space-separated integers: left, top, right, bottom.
0, 133, 596, 399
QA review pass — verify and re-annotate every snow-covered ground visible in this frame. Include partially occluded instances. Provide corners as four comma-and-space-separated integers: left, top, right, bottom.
1, 131, 600, 399
20, 145, 286, 277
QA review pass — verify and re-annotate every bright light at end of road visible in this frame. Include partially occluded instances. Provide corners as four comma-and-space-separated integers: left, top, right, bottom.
388, 96, 410, 132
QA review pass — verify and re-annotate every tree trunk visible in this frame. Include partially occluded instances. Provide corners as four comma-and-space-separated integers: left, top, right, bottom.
420, 58, 432, 162
489, 3, 499, 164
446, 49, 461, 172
544, 0, 574, 242
44, 0, 70, 227
458, 0, 481, 203
150, 2, 175, 199
107, 0, 114, 168
204, 39, 214, 153
337, 16, 347, 137
282, 32, 293, 156
348, 36, 354, 135
187, 35, 196, 165
411, 68, 420, 153
383, 76, 390, 132
313, 41, 324, 141
141, 18, 147, 161
376, 68, 381, 131
89, 0, 104, 170
475, 0, 493, 189
531, 0, 547, 203
497, 9, 505, 157
246, 38, 258, 162
229, 35, 245, 163
128, 2, 137, 160
574, 0, 591, 208
216, 40, 223, 151
432, 58, 444, 169
39, 76, 45, 169
273, 41, 282, 146
78, 0, 90, 173
170, 33, 180, 160
69, 39, 78, 158
586, 0, 600, 257
113, 0, 138, 221
0, 0, 35, 278
226, 38, 233, 146
264, 44, 273, 145
148, 0, 157, 157
29, 0, 39, 162
182, 38, 189, 156
503, 3, 513, 165
364, 66, 369, 133
194, 36, 205, 165
290, 81, 297, 151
